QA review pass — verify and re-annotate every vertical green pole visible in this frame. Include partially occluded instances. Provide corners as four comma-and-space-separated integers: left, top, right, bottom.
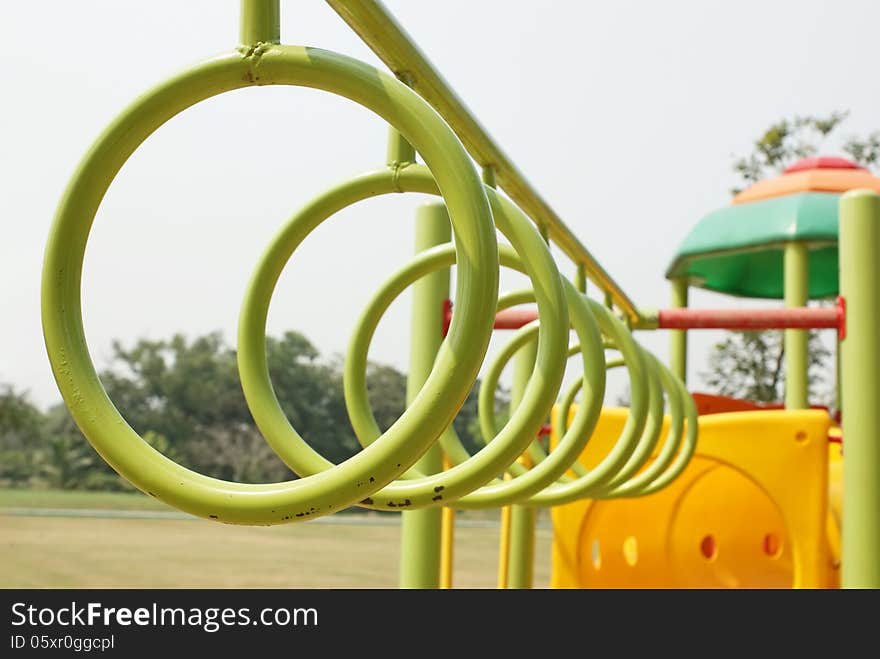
399, 202, 450, 589
439, 454, 455, 589
538, 223, 549, 243
239, 0, 280, 45
836, 335, 843, 415
387, 76, 416, 167
669, 277, 688, 383
482, 165, 496, 188
506, 209, 549, 589
387, 125, 416, 165
839, 190, 880, 588
784, 242, 809, 409
604, 290, 614, 310
480, 164, 520, 590
506, 338, 538, 589
575, 264, 587, 295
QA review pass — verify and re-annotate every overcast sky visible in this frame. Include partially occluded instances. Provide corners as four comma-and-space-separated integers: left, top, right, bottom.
2, 0, 877, 409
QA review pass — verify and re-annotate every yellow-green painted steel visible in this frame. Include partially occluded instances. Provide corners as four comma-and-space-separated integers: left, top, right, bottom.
784, 242, 809, 409
42, 47, 499, 525
669, 277, 688, 383
399, 202, 449, 589
439, 453, 455, 589
240, 0, 280, 45
506, 339, 538, 589
839, 190, 880, 588
575, 264, 587, 295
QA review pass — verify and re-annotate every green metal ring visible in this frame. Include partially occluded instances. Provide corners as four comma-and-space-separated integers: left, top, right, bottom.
593, 352, 685, 497
549, 345, 692, 499
350, 286, 537, 478
609, 367, 697, 497
240, 166, 568, 508
454, 278, 606, 508
41, 46, 498, 524
589, 347, 665, 494
497, 303, 657, 503
344, 241, 606, 508
524, 300, 657, 506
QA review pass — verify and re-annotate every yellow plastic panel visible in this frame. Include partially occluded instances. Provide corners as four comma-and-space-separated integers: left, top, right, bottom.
551, 409, 839, 588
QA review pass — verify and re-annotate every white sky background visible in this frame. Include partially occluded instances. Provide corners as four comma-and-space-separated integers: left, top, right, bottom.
1, 0, 877, 409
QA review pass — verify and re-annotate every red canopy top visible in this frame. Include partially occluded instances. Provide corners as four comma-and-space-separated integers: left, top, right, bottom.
783, 155, 866, 174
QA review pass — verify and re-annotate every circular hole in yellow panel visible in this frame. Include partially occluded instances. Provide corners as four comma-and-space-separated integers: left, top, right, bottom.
795, 430, 808, 443
700, 534, 717, 560
622, 536, 638, 566
591, 539, 601, 570
763, 532, 782, 558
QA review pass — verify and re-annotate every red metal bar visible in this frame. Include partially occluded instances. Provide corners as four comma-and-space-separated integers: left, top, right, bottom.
442, 299, 538, 336
442, 297, 845, 338
657, 297, 845, 339
491, 307, 540, 330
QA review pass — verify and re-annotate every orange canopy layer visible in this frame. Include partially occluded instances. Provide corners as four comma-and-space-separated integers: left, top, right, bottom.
733, 168, 880, 204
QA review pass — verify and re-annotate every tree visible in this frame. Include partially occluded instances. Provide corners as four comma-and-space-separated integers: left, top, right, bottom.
730, 111, 879, 194
101, 331, 315, 483
38, 404, 124, 490
703, 112, 876, 404
1, 328, 507, 493
701, 330, 831, 404
0, 385, 44, 486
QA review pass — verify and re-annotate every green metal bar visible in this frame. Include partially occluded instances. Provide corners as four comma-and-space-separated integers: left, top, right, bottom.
387, 74, 416, 166
669, 278, 688, 383
240, 0, 280, 45
836, 335, 842, 415
387, 125, 416, 166
784, 242, 809, 409
538, 223, 549, 243
439, 454, 455, 589
399, 201, 451, 588
506, 339, 538, 589
325, 0, 642, 324
839, 190, 880, 588
575, 264, 587, 295
482, 165, 497, 188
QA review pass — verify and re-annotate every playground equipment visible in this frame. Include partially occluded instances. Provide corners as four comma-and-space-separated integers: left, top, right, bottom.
40, 1, 879, 589
551, 409, 839, 588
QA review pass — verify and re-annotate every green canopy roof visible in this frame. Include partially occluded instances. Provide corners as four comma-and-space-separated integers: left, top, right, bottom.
666, 192, 840, 299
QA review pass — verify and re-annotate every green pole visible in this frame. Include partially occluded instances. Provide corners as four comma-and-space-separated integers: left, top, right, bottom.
784, 242, 809, 409
839, 190, 880, 588
575, 264, 587, 295
387, 75, 416, 167
387, 125, 416, 166
482, 165, 497, 188
399, 201, 450, 589
836, 335, 843, 415
239, 0, 280, 45
669, 277, 688, 383
506, 339, 538, 589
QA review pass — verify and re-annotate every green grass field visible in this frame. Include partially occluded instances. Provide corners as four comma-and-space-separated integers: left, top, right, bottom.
0, 489, 552, 588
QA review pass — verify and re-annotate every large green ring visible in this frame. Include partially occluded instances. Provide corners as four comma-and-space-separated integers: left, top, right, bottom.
41, 46, 498, 524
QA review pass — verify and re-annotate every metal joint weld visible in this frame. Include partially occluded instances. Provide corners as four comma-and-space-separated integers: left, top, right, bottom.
389, 161, 413, 192
236, 41, 272, 84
